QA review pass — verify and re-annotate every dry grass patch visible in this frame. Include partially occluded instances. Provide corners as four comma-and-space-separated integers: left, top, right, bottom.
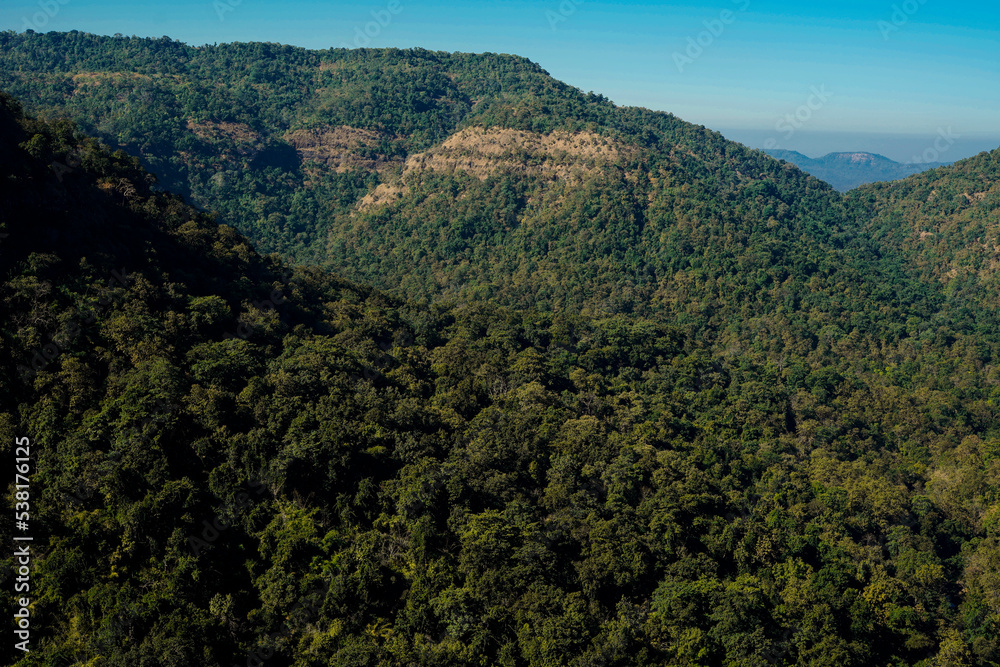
358, 127, 628, 210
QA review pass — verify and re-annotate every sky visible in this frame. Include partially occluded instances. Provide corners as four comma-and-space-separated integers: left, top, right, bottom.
3, 0, 998, 162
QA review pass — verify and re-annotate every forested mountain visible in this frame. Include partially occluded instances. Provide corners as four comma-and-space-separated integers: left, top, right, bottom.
0, 29, 631, 263
765, 150, 952, 192
0, 29, 862, 319
2, 31, 1000, 667
0, 31, 958, 333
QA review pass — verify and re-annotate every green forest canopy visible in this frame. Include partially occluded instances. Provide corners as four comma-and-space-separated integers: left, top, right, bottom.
0, 31, 999, 666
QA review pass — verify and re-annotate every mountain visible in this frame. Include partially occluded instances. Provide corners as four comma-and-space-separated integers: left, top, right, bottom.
3, 31, 977, 333
764, 149, 952, 192
0, 31, 860, 315
3, 34, 1000, 666
0, 31, 915, 332
847, 148, 1000, 313
0, 30, 628, 263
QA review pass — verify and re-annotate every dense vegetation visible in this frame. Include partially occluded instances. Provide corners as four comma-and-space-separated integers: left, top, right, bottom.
848, 150, 1000, 295
0, 29, 857, 305
2, 31, 1000, 667
0, 30, 630, 262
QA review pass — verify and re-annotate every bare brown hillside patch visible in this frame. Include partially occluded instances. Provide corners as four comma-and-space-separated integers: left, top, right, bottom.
284, 125, 398, 173
358, 127, 627, 210
963, 190, 992, 203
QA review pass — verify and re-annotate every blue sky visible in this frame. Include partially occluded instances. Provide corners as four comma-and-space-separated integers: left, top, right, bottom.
3, 0, 998, 161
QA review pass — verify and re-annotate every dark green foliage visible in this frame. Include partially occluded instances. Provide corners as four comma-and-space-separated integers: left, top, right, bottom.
1, 35, 1000, 667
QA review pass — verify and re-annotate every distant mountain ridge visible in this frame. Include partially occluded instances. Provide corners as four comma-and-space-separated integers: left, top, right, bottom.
765, 149, 951, 192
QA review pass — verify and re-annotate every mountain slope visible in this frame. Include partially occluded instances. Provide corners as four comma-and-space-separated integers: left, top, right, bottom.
766, 149, 952, 192
4, 92, 1000, 666
1, 32, 943, 347
5, 33, 990, 340
0, 30, 630, 260
0, 31, 863, 320
847, 148, 1000, 312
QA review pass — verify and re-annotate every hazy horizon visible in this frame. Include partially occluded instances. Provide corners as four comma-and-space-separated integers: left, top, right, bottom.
717, 128, 1000, 164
